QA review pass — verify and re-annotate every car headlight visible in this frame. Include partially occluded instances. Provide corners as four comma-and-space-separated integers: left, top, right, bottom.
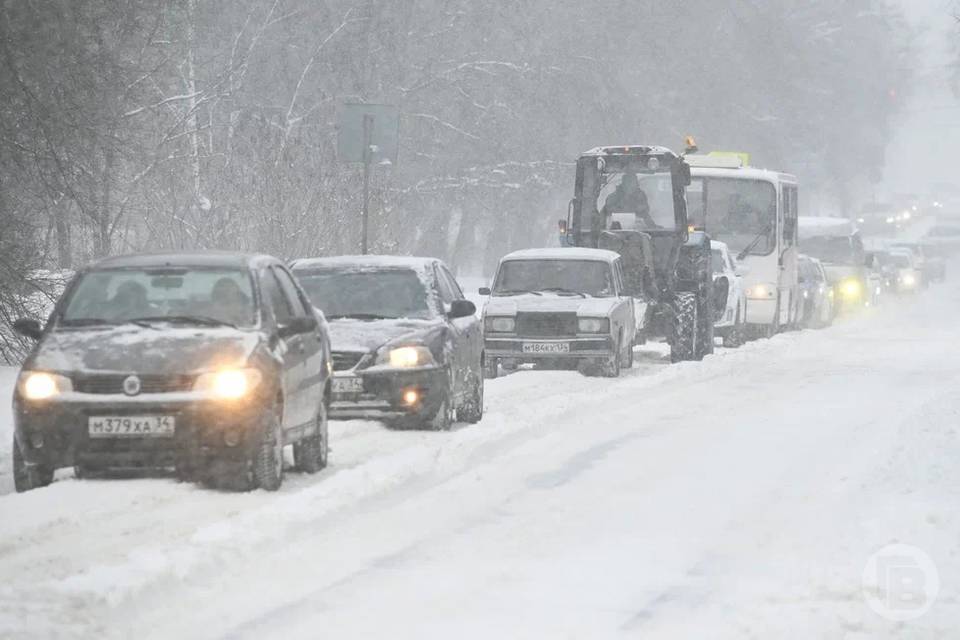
19, 371, 72, 400
901, 274, 916, 286
840, 279, 862, 298
746, 284, 776, 299
194, 368, 263, 399
377, 345, 436, 368
577, 317, 609, 333
484, 316, 515, 333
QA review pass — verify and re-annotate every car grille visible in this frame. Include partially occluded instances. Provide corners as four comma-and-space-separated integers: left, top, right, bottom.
331, 351, 366, 371
73, 374, 195, 395
515, 312, 577, 337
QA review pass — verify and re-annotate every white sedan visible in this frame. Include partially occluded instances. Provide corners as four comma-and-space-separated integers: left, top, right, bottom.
711, 241, 746, 347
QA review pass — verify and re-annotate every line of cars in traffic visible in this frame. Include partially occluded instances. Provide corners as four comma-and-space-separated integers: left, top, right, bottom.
9, 143, 943, 494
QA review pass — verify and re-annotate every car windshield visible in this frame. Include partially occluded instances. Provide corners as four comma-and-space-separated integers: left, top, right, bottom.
802, 236, 855, 265
889, 254, 912, 268
711, 249, 726, 274
599, 171, 676, 231
688, 177, 777, 255
61, 267, 256, 327
493, 259, 613, 297
296, 268, 433, 320
798, 259, 820, 282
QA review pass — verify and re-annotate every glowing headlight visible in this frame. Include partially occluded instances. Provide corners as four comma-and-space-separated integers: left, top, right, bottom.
901, 274, 916, 287
746, 284, 775, 299
484, 316, 515, 333
19, 372, 72, 400
194, 368, 263, 399
380, 345, 435, 368
577, 317, 609, 333
840, 279, 862, 298
802, 290, 809, 299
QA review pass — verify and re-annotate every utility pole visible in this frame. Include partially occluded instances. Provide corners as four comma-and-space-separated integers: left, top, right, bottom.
361, 114, 373, 255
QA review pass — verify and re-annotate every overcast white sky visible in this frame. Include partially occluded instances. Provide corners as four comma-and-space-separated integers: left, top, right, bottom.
883, 0, 959, 197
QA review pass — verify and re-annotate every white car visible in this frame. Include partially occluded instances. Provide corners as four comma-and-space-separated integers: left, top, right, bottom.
480, 248, 637, 378
711, 241, 746, 347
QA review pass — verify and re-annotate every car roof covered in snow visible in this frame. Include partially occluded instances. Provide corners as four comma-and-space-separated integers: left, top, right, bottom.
291, 255, 440, 272
798, 216, 858, 238
88, 251, 278, 271
500, 248, 620, 263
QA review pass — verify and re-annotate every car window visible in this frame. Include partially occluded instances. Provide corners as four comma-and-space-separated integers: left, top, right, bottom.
435, 266, 457, 304
262, 269, 294, 324
439, 266, 464, 299
272, 267, 309, 318
296, 268, 434, 320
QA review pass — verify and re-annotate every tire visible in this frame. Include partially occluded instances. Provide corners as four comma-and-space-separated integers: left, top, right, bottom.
723, 307, 744, 348
253, 408, 283, 491
13, 438, 53, 493
621, 334, 634, 369
599, 333, 623, 378
670, 292, 698, 363
695, 294, 714, 359
456, 369, 484, 424
482, 356, 498, 379
293, 401, 329, 473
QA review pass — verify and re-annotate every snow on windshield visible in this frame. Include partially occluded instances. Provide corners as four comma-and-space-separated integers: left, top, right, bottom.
62, 268, 256, 328
297, 268, 433, 320
688, 177, 777, 254
493, 259, 613, 297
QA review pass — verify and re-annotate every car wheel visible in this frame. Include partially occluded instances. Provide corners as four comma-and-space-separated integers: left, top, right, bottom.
13, 437, 53, 493
482, 356, 498, 379
253, 407, 284, 491
600, 333, 622, 377
621, 334, 634, 369
670, 292, 698, 363
293, 400, 329, 473
456, 369, 484, 424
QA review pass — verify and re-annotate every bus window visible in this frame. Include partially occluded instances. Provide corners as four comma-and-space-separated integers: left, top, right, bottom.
691, 178, 777, 256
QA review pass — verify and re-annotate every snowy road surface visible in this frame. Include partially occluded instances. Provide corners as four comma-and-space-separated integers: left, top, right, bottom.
2, 288, 960, 638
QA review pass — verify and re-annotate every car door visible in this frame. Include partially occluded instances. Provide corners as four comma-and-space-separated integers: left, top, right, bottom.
612, 259, 635, 344
271, 266, 324, 429
260, 268, 302, 431
435, 264, 474, 402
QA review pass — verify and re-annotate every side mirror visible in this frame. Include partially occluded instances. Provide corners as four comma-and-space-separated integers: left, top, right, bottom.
277, 316, 314, 338
447, 299, 476, 319
478, 287, 491, 296
13, 318, 43, 340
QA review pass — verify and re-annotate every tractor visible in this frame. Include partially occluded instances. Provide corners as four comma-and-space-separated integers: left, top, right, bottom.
559, 144, 714, 362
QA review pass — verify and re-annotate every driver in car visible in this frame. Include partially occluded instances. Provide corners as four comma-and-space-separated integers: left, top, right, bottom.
602, 173, 658, 229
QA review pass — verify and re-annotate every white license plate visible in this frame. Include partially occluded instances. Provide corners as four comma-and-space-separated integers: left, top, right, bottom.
332, 376, 365, 394
88, 416, 175, 438
522, 342, 571, 354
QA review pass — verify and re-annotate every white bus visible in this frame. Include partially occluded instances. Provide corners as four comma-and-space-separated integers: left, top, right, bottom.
686, 155, 800, 337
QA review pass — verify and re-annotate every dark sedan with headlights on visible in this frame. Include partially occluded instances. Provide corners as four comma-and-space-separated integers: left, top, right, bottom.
11, 252, 332, 493
292, 256, 483, 430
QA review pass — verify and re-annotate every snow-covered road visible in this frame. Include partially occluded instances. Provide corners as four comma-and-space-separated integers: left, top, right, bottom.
2, 288, 960, 639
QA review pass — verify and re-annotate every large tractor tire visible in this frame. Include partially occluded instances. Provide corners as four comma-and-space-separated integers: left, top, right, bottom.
670, 292, 698, 363
695, 288, 714, 360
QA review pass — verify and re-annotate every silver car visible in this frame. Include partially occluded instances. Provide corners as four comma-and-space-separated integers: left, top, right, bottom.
480, 248, 636, 378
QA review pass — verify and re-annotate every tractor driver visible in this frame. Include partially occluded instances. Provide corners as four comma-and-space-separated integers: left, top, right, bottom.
602, 173, 658, 230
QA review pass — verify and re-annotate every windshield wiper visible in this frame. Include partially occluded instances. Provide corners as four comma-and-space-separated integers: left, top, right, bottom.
493, 289, 542, 297
539, 288, 588, 298
129, 315, 238, 329
60, 318, 114, 327
737, 225, 773, 261
327, 313, 398, 320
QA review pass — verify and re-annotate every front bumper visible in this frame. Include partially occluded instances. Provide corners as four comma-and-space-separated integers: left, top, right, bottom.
484, 335, 614, 361
329, 366, 447, 420
14, 393, 267, 471
744, 298, 777, 326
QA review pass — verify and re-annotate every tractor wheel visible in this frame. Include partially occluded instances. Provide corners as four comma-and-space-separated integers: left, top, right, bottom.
695, 291, 714, 360
670, 292, 698, 363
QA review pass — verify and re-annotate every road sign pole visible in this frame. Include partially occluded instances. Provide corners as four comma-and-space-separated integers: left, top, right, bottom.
361, 114, 373, 255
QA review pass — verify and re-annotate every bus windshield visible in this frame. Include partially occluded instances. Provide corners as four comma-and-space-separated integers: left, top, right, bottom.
688, 177, 777, 255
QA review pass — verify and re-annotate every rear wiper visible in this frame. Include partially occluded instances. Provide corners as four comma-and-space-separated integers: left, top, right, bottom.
493, 289, 542, 296
129, 315, 237, 329
539, 288, 588, 298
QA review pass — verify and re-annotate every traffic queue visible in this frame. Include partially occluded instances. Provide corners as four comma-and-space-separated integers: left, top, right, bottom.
9, 144, 941, 493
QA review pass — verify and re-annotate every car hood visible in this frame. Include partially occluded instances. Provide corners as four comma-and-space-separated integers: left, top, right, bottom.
28, 326, 262, 375
327, 318, 441, 354
484, 294, 618, 316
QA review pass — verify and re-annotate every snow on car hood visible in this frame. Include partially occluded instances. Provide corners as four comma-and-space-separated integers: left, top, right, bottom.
327, 318, 441, 354
484, 293, 619, 316
28, 326, 262, 375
